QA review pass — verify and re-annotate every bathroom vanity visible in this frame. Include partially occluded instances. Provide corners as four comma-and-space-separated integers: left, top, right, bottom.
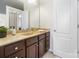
0, 29, 50, 58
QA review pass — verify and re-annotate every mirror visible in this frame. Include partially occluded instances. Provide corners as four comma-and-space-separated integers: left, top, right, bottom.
24, 0, 40, 29
6, 0, 25, 30
0, 0, 40, 30
29, 7, 40, 28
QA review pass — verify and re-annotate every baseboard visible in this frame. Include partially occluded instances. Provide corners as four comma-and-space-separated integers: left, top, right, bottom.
77, 53, 79, 58
53, 50, 77, 58
49, 49, 77, 58
49, 49, 53, 52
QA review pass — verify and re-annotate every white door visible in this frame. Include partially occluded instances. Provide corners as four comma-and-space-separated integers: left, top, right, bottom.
78, 1, 79, 58
53, 0, 77, 58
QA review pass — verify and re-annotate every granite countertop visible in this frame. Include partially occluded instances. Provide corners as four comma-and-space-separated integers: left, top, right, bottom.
0, 29, 49, 46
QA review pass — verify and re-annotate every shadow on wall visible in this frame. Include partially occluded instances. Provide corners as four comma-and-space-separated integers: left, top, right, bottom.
6, 0, 24, 10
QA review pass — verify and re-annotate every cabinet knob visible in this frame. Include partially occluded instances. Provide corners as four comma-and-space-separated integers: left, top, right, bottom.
36, 45, 39, 47
15, 47, 18, 50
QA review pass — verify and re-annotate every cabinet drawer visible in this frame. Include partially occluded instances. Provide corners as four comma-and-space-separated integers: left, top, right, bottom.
5, 41, 25, 56
8, 49, 25, 58
39, 34, 45, 40
26, 37, 38, 46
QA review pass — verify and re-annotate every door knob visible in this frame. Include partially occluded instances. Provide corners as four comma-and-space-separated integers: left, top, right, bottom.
77, 25, 79, 28
54, 30, 56, 32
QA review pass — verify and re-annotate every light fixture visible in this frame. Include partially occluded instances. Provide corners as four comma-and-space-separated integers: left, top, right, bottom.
27, 0, 38, 5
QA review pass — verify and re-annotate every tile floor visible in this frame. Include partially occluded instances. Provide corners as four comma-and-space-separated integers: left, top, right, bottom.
42, 51, 60, 58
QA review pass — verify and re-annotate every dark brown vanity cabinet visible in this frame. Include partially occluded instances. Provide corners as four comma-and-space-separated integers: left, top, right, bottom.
0, 32, 50, 58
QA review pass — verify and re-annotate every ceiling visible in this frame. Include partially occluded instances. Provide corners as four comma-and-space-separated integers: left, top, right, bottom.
18, 0, 24, 3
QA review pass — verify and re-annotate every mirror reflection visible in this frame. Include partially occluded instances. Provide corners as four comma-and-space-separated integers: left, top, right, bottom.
0, 0, 40, 30
6, 6, 24, 30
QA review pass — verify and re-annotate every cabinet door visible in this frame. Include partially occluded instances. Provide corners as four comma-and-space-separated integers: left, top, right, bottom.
45, 36, 50, 52
0, 47, 4, 58
39, 39, 45, 58
26, 43, 38, 58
